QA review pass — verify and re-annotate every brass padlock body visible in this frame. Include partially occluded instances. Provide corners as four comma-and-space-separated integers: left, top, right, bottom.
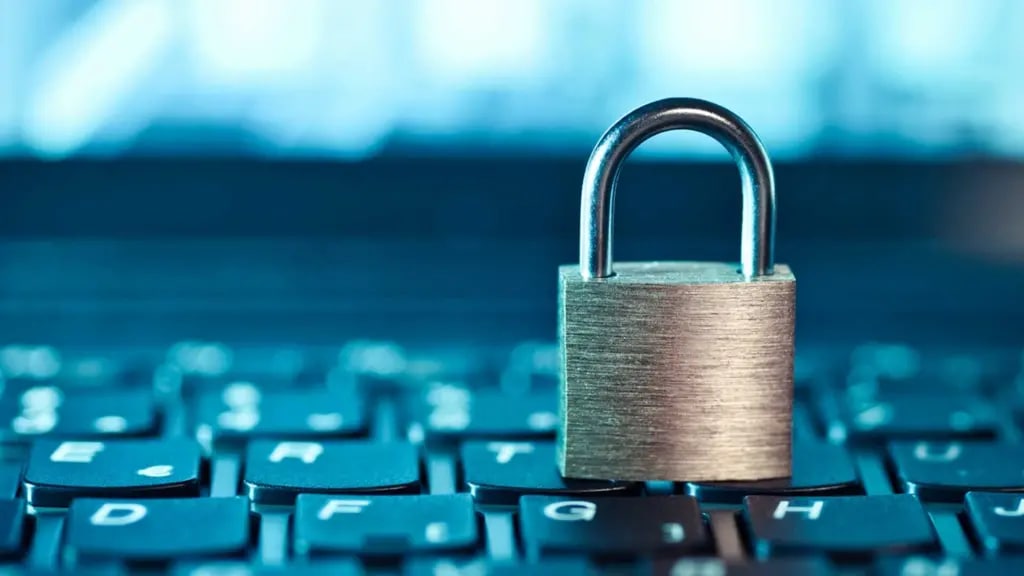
557, 261, 795, 482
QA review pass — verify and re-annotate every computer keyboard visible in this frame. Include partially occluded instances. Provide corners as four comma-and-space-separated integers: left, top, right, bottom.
0, 340, 1023, 575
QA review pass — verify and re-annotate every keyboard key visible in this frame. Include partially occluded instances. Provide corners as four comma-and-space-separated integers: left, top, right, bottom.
825, 393, 997, 444
406, 557, 591, 576
876, 556, 1024, 576
243, 440, 420, 505
965, 491, 1024, 553
0, 387, 157, 440
845, 344, 1010, 396
175, 560, 363, 575
743, 495, 935, 560
0, 499, 25, 558
0, 464, 21, 499
686, 442, 860, 504
65, 497, 250, 564
407, 386, 557, 442
652, 558, 829, 576
0, 345, 145, 389
194, 386, 366, 452
294, 494, 478, 557
461, 441, 639, 505
889, 442, 1024, 502
519, 495, 709, 559
23, 439, 201, 507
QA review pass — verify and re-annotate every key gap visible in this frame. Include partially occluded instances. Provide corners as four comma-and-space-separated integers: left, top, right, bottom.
427, 453, 457, 495
27, 512, 64, 572
854, 452, 894, 496
708, 510, 747, 561
258, 511, 290, 567
160, 400, 186, 438
372, 397, 397, 443
930, 510, 974, 559
483, 510, 517, 562
210, 454, 242, 498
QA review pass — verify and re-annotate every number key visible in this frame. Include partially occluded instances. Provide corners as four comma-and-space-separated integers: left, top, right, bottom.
194, 386, 366, 452
0, 387, 157, 440
407, 386, 557, 442
826, 393, 997, 444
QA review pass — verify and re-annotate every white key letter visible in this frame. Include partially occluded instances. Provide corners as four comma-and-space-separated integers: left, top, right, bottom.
994, 498, 1024, 517
317, 499, 371, 520
50, 441, 104, 463
913, 442, 961, 462
486, 442, 534, 464
773, 500, 824, 520
268, 441, 323, 464
89, 503, 147, 526
543, 500, 596, 521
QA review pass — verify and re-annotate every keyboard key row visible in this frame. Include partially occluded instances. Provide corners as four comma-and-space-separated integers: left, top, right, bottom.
21, 437, 1024, 509
7, 492, 1024, 565
6, 383, 1024, 452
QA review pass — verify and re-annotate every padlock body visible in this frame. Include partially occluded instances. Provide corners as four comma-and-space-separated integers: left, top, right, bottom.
557, 261, 795, 482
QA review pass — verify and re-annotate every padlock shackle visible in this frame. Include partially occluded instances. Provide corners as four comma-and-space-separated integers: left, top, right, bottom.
580, 97, 776, 280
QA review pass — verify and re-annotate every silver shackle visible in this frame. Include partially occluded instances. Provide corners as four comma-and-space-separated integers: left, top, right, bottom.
579, 98, 776, 280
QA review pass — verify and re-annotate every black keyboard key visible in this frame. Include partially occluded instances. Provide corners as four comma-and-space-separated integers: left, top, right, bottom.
294, 494, 478, 557
243, 440, 420, 505
65, 497, 250, 564
408, 386, 557, 442
194, 386, 366, 452
0, 387, 157, 440
965, 491, 1024, 553
686, 442, 860, 504
889, 442, 1024, 502
876, 556, 1024, 576
653, 558, 829, 575
461, 441, 639, 505
743, 495, 935, 560
175, 560, 363, 575
23, 439, 201, 507
826, 393, 997, 444
0, 499, 25, 558
519, 495, 708, 559
406, 557, 591, 576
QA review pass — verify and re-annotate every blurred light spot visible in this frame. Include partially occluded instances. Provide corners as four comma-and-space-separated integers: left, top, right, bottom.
184, 0, 322, 83
23, 0, 173, 156
413, 0, 546, 83
94, 415, 128, 433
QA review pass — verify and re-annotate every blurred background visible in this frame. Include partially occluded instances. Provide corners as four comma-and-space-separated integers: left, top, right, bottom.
2, 0, 1024, 159
0, 0, 1022, 350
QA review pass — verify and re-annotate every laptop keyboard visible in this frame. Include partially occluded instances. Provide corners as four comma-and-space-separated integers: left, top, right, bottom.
0, 340, 1022, 575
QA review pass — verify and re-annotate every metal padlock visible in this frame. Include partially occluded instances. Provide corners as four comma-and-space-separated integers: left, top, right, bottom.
557, 98, 795, 482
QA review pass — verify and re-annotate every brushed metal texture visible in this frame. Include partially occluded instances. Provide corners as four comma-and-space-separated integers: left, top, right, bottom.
557, 261, 795, 482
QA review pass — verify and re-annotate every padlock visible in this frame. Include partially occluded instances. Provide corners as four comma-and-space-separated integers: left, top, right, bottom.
557, 98, 795, 482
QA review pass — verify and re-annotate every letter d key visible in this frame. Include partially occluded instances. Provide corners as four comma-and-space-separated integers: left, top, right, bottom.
557, 98, 795, 482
